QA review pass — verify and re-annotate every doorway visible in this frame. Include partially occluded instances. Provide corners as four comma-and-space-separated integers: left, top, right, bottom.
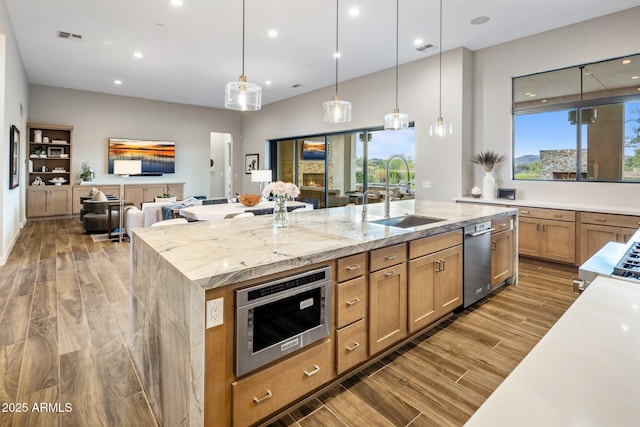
210, 132, 233, 198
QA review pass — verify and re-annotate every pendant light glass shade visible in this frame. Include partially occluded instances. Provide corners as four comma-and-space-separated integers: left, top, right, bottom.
385, 108, 409, 130
384, 0, 409, 130
431, 0, 451, 136
225, 75, 262, 111
323, 0, 351, 123
429, 116, 452, 137
323, 94, 352, 123
225, 0, 261, 111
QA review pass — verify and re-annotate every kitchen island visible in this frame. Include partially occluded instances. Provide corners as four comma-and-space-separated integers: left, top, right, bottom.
129, 200, 517, 426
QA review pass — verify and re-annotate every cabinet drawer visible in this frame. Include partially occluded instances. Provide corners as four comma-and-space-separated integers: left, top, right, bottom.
336, 319, 367, 375
581, 212, 640, 229
336, 276, 366, 328
370, 243, 407, 272
337, 253, 367, 282
232, 339, 333, 426
409, 230, 462, 259
516, 207, 575, 222
492, 217, 513, 234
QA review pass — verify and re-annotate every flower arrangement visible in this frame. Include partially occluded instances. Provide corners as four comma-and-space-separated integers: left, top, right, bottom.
470, 150, 506, 172
262, 181, 300, 199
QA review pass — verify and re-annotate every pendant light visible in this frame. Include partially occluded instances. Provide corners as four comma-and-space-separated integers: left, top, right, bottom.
225, 0, 261, 111
429, 0, 452, 136
323, 0, 352, 123
384, 0, 409, 130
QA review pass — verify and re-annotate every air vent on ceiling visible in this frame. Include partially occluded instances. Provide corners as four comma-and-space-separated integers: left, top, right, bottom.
416, 43, 435, 52
57, 31, 82, 41
291, 83, 303, 88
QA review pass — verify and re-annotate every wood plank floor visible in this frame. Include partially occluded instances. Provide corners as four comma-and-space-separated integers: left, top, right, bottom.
0, 219, 578, 426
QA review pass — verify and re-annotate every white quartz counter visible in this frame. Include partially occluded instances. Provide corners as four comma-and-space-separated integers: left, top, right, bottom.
465, 276, 640, 426
455, 196, 639, 216
133, 199, 516, 290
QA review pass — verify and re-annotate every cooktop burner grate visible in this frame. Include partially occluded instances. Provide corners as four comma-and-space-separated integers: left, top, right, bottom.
613, 242, 640, 280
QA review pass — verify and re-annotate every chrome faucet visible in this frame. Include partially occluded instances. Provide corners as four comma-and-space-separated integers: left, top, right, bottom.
384, 155, 412, 219
360, 190, 378, 222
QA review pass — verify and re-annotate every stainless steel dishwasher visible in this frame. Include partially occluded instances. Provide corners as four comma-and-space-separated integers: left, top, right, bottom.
463, 221, 494, 308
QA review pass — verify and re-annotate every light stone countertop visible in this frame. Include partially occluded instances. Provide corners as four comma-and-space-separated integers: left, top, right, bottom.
465, 275, 640, 426
132, 199, 516, 290
455, 196, 639, 216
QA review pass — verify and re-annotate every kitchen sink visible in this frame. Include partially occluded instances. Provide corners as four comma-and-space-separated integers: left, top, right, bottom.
369, 215, 445, 228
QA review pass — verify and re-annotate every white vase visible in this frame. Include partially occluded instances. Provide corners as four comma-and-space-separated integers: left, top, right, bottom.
482, 170, 496, 200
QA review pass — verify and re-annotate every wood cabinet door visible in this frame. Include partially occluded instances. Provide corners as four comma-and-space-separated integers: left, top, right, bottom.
124, 185, 145, 208
579, 223, 618, 264
47, 187, 71, 216
166, 183, 184, 200
26, 188, 48, 217
621, 227, 637, 244
335, 319, 367, 375
144, 184, 169, 201
492, 230, 513, 286
335, 276, 367, 329
518, 217, 540, 257
408, 254, 438, 333
436, 245, 463, 315
368, 263, 407, 355
541, 219, 575, 264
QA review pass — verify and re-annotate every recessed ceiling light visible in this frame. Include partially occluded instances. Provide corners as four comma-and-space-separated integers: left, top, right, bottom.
349, 7, 360, 17
114, 80, 122, 85
268, 29, 277, 38
133, 51, 143, 59
413, 38, 424, 46
622, 59, 631, 65
527, 93, 536, 97
470, 16, 490, 25
170, 0, 183, 7
632, 75, 640, 80
265, 80, 272, 85
541, 99, 548, 103
333, 52, 341, 58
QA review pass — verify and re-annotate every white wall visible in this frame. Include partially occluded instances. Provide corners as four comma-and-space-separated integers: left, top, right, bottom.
472, 7, 640, 206
1, 0, 29, 265
241, 47, 472, 202
28, 85, 243, 199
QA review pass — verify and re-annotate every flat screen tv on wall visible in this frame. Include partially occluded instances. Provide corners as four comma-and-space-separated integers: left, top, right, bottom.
108, 138, 175, 174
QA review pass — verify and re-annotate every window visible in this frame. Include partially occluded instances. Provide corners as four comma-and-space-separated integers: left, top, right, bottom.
512, 53, 640, 182
269, 125, 415, 208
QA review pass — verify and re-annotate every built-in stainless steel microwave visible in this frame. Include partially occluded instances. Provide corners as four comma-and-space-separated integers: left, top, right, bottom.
235, 266, 332, 377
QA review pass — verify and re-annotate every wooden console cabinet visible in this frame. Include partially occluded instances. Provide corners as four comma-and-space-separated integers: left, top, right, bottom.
26, 186, 72, 217
579, 212, 640, 264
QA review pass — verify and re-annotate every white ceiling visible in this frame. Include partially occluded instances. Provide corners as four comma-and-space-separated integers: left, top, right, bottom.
5, 0, 639, 109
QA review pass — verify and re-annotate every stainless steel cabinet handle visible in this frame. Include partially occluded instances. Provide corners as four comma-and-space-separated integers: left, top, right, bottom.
385, 254, 397, 261
553, 214, 563, 218
435, 261, 440, 272
542, 224, 547, 232
346, 264, 360, 271
466, 228, 495, 237
521, 210, 530, 214
536, 223, 539, 231
595, 217, 606, 222
385, 270, 397, 277
616, 233, 620, 242
492, 240, 497, 250
253, 390, 273, 404
346, 342, 360, 352
304, 365, 321, 377
440, 259, 445, 271
346, 298, 361, 306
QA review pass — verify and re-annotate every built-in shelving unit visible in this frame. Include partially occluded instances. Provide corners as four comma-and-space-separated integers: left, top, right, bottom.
27, 122, 73, 186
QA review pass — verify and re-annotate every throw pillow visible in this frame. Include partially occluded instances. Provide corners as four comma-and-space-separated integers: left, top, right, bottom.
92, 191, 108, 202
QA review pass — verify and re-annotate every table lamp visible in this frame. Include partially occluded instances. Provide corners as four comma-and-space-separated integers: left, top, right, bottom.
251, 169, 272, 195
113, 160, 141, 243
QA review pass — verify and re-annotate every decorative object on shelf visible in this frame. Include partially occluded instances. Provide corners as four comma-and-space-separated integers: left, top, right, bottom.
155, 194, 177, 203
262, 181, 300, 228
31, 176, 45, 186
225, 0, 261, 111
113, 160, 142, 243
43, 137, 50, 143
471, 150, 505, 200
245, 154, 259, 174
9, 125, 20, 189
48, 177, 67, 186
47, 146, 64, 157
31, 145, 45, 158
429, 0, 453, 137
33, 129, 42, 143
322, 0, 352, 123
384, 0, 409, 130
238, 194, 262, 207
471, 186, 482, 198
81, 161, 95, 182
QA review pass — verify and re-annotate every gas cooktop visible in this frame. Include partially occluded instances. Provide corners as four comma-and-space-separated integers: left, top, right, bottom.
613, 242, 640, 281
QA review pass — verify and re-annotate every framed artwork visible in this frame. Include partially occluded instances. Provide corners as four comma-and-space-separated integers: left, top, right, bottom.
245, 154, 259, 174
47, 146, 64, 157
108, 138, 176, 174
9, 125, 19, 189
301, 140, 326, 160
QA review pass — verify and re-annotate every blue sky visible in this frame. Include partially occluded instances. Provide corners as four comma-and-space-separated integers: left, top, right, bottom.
514, 102, 639, 159
355, 127, 415, 160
